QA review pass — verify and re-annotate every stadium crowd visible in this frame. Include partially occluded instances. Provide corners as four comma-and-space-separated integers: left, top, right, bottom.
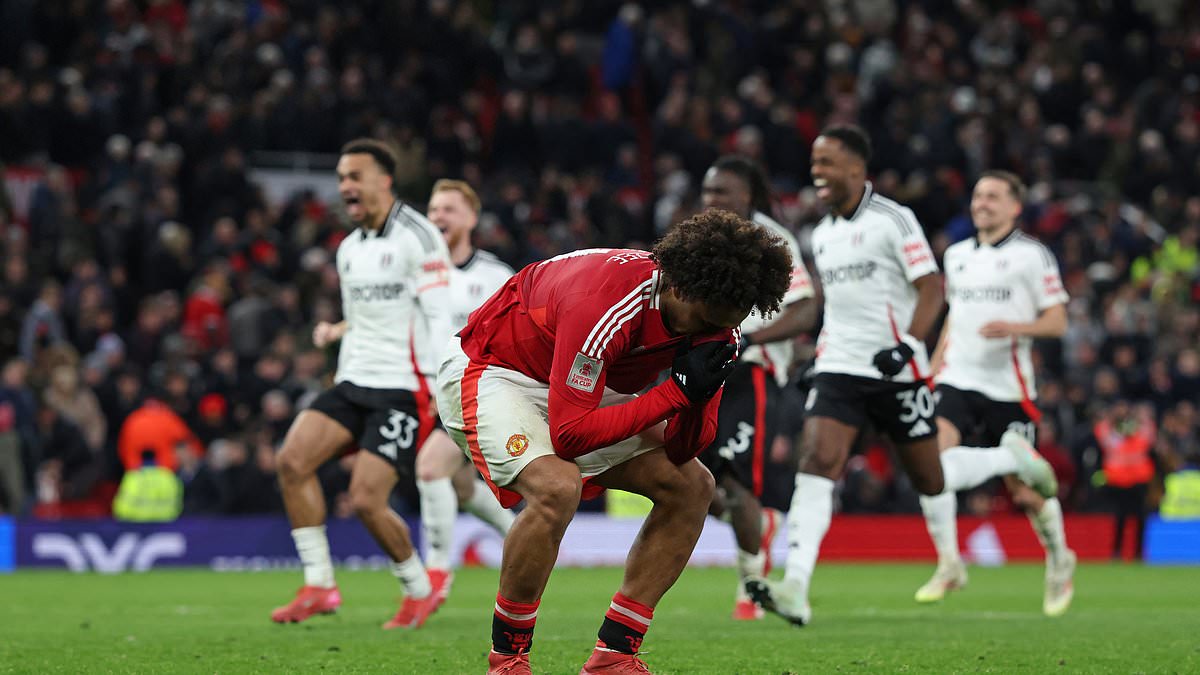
1, 1, 1198, 535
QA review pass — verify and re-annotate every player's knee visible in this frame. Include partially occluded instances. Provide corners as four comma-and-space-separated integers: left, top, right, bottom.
414, 461, 441, 484
800, 450, 841, 479
913, 472, 945, 497
650, 461, 714, 510
276, 446, 310, 484
349, 484, 386, 520
523, 475, 581, 527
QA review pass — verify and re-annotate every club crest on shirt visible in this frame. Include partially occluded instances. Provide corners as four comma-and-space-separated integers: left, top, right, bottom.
506, 434, 529, 457
566, 352, 603, 393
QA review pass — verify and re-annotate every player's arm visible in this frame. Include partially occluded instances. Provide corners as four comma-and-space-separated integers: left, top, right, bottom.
908, 272, 945, 342
312, 320, 348, 348
979, 304, 1067, 339
662, 388, 724, 465
873, 207, 942, 377
742, 257, 817, 346
929, 316, 951, 375
742, 297, 816, 346
412, 247, 454, 372
980, 249, 1070, 339
546, 300, 691, 459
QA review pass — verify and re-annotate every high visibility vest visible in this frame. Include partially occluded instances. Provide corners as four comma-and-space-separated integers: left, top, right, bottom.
113, 466, 183, 522
1094, 419, 1155, 488
1161, 470, 1200, 519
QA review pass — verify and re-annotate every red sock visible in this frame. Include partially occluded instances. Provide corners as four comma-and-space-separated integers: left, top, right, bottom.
597, 592, 654, 654
493, 593, 538, 654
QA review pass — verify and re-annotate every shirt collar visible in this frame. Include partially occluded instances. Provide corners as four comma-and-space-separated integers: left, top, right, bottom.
837, 181, 873, 223
359, 200, 401, 240
973, 226, 1020, 249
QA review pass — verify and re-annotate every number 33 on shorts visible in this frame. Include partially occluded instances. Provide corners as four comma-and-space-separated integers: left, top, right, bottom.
378, 409, 419, 459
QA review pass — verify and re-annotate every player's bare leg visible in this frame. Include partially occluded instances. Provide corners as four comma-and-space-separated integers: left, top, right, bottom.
278, 410, 354, 528
575, 448, 714, 671
1004, 475, 1075, 616
916, 418, 968, 603
485, 454, 581, 667
498, 455, 582, 599
271, 410, 354, 623
895, 436, 946, 496
751, 416, 856, 626
717, 474, 766, 619
349, 451, 437, 629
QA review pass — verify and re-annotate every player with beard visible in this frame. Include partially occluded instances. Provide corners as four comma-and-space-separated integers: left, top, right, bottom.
270, 139, 454, 630
415, 179, 516, 609
698, 156, 816, 620
748, 126, 1056, 626
916, 171, 1075, 616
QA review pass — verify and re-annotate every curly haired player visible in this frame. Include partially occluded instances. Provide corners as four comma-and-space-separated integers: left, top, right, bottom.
436, 210, 792, 674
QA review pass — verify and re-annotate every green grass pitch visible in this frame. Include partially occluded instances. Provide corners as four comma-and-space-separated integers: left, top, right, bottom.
1, 563, 1196, 674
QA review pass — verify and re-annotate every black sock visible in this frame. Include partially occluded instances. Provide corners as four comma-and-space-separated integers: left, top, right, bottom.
492, 594, 538, 654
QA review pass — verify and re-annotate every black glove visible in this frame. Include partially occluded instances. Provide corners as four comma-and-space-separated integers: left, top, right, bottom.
872, 342, 914, 379
671, 340, 737, 403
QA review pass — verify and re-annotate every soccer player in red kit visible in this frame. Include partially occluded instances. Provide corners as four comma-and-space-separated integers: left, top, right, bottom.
437, 210, 793, 674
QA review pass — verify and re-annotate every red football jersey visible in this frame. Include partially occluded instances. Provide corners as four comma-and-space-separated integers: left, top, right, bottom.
459, 248, 730, 460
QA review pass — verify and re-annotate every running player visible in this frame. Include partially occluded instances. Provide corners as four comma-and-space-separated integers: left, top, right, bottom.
916, 170, 1076, 616
698, 156, 816, 620
415, 179, 516, 608
437, 210, 792, 674
749, 126, 1056, 626
270, 139, 454, 629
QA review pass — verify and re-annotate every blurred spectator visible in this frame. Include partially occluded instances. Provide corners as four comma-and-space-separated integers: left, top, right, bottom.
32, 404, 96, 503
117, 399, 203, 473
19, 281, 66, 362
112, 450, 183, 522
1090, 401, 1158, 560
194, 393, 232, 446
43, 364, 105, 453
0, 366, 23, 513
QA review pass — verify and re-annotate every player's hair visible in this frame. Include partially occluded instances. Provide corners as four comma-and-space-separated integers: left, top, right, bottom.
652, 209, 792, 318
711, 155, 773, 215
978, 170, 1027, 203
340, 138, 398, 179
819, 125, 873, 164
431, 179, 482, 214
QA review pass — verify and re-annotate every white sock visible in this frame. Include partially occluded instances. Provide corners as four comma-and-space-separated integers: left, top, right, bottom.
920, 492, 961, 565
1029, 497, 1068, 566
391, 553, 432, 599
783, 473, 835, 589
418, 477, 457, 570
736, 547, 767, 581
463, 478, 515, 535
292, 526, 335, 588
940, 446, 1019, 492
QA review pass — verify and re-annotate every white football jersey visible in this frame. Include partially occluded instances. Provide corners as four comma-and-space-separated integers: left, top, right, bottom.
811, 183, 940, 382
937, 230, 1068, 402
450, 249, 514, 330
334, 201, 453, 390
740, 211, 815, 386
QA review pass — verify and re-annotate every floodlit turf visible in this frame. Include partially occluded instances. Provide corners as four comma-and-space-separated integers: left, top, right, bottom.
1, 563, 1196, 674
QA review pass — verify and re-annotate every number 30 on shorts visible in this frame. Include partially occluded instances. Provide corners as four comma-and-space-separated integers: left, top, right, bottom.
895, 387, 935, 423
379, 409, 419, 449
